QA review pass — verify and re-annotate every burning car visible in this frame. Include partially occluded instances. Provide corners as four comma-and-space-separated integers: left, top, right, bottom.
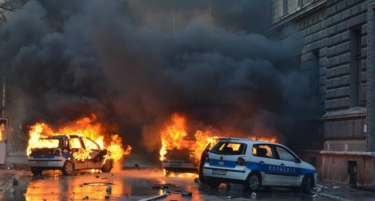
161, 147, 199, 175
28, 135, 113, 175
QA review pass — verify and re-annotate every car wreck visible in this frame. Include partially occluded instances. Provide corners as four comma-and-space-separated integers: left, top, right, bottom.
28, 135, 113, 175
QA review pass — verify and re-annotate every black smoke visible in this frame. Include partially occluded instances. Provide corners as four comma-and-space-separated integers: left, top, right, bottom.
1, 0, 315, 155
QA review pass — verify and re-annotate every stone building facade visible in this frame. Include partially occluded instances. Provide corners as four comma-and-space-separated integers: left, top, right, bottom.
270, 0, 375, 185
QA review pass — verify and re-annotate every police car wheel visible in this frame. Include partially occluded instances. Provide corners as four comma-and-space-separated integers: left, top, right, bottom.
245, 172, 261, 191
62, 161, 74, 176
31, 168, 42, 176
301, 175, 313, 194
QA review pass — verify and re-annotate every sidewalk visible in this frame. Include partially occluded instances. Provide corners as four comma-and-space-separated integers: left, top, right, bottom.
315, 181, 375, 201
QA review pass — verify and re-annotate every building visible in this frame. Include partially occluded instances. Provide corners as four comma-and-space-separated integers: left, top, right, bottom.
270, 0, 375, 186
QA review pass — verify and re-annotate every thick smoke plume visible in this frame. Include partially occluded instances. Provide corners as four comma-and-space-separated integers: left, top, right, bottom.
1, 0, 314, 156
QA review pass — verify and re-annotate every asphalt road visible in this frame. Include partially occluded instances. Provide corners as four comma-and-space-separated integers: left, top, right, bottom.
0, 168, 337, 201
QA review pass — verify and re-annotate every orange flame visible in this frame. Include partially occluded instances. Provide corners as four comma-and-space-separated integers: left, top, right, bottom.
159, 113, 278, 166
26, 116, 131, 162
159, 113, 216, 163
159, 113, 187, 161
250, 136, 277, 143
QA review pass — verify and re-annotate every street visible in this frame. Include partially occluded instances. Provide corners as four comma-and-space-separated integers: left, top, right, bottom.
1, 168, 336, 201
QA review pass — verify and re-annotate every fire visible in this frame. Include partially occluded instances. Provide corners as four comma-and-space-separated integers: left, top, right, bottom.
159, 113, 278, 164
159, 113, 216, 162
159, 113, 188, 161
250, 136, 277, 143
26, 116, 131, 162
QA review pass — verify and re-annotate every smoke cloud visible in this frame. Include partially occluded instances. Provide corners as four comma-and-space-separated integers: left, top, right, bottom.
1, 0, 314, 156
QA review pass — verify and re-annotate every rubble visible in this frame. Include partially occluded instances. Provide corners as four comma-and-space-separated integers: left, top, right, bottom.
181, 191, 192, 196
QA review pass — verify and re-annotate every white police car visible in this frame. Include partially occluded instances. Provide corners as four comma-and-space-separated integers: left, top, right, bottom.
28, 135, 113, 176
203, 138, 317, 194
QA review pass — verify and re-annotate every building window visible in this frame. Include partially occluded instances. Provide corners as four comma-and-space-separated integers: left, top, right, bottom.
350, 28, 362, 107
280, 0, 288, 17
312, 50, 320, 105
296, 0, 303, 9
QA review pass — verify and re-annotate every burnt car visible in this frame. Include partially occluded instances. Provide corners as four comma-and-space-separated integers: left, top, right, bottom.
162, 148, 199, 175
28, 135, 113, 176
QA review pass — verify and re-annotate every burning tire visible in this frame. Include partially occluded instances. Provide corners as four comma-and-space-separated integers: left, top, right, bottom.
101, 159, 113, 173
31, 168, 42, 176
62, 161, 74, 176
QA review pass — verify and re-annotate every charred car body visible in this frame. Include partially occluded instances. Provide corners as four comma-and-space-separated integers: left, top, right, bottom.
162, 148, 199, 175
28, 135, 113, 175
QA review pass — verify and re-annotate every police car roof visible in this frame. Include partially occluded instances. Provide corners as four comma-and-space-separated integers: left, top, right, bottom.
217, 137, 280, 145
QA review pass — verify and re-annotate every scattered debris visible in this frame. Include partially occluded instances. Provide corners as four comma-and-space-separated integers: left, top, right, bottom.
194, 177, 199, 183
149, 183, 175, 189
12, 178, 18, 186
139, 188, 168, 201
82, 182, 114, 186
251, 192, 256, 198
181, 191, 192, 196
106, 185, 112, 193
333, 186, 340, 192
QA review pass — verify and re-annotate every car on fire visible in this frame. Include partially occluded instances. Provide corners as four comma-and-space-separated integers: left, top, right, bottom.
202, 137, 317, 194
28, 135, 113, 176
162, 148, 199, 175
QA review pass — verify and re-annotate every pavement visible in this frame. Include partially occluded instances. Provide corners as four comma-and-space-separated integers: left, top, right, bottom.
2, 153, 375, 201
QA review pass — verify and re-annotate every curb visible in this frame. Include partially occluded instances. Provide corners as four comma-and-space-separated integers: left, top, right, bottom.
0, 171, 25, 194
319, 192, 355, 201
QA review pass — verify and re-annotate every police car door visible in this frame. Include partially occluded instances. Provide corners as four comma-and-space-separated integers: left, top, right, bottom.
274, 145, 301, 186
252, 144, 281, 186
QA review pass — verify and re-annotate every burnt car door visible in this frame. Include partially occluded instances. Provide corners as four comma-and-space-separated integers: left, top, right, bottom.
68, 137, 87, 169
83, 137, 104, 169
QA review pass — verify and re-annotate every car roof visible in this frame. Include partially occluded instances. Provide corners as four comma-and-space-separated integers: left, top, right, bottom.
217, 137, 282, 146
40, 134, 84, 139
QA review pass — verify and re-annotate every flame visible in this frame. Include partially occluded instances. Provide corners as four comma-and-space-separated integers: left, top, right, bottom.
26, 116, 131, 162
159, 113, 216, 163
159, 113, 187, 161
250, 136, 277, 143
159, 113, 278, 167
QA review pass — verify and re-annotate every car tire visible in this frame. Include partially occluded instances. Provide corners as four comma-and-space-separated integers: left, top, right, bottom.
301, 174, 313, 194
62, 161, 74, 176
198, 164, 206, 184
31, 168, 42, 176
245, 172, 261, 192
207, 180, 221, 188
101, 159, 113, 173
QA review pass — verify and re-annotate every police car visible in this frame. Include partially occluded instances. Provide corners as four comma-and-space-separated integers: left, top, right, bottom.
202, 137, 317, 194
162, 148, 199, 175
28, 135, 113, 176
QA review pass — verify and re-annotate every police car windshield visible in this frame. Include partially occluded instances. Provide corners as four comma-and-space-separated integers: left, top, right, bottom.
33, 138, 60, 149
209, 141, 246, 155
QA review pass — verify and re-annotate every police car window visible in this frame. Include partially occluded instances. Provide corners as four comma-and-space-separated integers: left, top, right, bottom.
275, 146, 296, 162
253, 144, 274, 158
210, 142, 246, 155
69, 138, 82, 149
83, 138, 99, 150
